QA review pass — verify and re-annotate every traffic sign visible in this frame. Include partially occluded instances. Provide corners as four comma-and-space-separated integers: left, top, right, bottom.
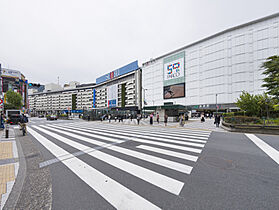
0, 99, 3, 105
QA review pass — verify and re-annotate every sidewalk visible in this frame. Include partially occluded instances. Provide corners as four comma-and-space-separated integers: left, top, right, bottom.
102, 118, 226, 132
0, 127, 19, 210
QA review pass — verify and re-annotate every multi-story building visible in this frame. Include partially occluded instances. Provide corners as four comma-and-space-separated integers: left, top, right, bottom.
28, 61, 141, 117
142, 12, 279, 119
0, 68, 28, 109
94, 61, 141, 114
28, 83, 95, 115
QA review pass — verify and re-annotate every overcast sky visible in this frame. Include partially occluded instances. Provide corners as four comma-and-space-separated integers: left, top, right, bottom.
0, 0, 279, 85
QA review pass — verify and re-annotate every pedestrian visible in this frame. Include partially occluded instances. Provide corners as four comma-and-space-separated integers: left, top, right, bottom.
179, 114, 183, 127
156, 113, 159, 124
108, 114, 111, 123
87, 115, 90, 121
115, 116, 117, 122
150, 113, 153, 125
164, 114, 168, 126
137, 114, 141, 125
201, 115, 205, 123
214, 115, 221, 127
131, 115, 133, 122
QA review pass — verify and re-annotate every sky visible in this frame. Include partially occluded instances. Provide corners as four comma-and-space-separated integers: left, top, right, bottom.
0, 0, 279, 86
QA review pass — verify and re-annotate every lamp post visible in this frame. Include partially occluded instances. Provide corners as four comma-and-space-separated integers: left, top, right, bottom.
216, 94, 218, 115
142, 88, 147, 117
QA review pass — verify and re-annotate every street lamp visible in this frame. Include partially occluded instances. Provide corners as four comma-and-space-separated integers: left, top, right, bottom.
142, 88, 148, 117
216, 94, 218, 115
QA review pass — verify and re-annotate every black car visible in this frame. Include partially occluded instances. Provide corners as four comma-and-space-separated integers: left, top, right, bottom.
7, 114, 21, 125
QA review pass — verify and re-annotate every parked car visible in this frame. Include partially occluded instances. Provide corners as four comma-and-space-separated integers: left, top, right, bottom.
47, 115, 57, 120
38, 114, 44, 118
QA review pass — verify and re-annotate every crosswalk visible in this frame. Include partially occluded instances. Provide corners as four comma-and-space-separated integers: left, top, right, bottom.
28, 121, 211, 209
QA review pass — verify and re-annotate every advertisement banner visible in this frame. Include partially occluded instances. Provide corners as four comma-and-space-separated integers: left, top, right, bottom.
163, 83, 185, 99
107, 84, 118, 108
163, 51, 185, 87
93, 89, 96, 108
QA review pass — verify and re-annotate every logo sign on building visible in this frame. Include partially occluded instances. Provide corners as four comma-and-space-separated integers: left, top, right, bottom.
163, 51, 185, 86
163, 51, 185, 99
96, 61, 138, 84
107, 84, 118, 108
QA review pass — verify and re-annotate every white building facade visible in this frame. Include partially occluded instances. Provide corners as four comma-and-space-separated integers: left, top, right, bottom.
142, 13, 279, 113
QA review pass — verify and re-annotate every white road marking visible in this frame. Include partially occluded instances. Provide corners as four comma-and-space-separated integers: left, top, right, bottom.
58, 124, 206, 148
28, 127, 161, 210
48, 124, 202, 153
136, 145, 198, 162
69, 124, 208, 143
34, 125, 184, 195
44, 124, 193, 174
245, 134, 279, 165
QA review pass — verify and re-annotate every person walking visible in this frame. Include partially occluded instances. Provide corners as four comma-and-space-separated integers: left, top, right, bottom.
179, 114, 183, 127
201, 114, 205, 123
215, 115, 221, 127
150, 113, 153, 125
137, 114, 141, 125
108, 114, 111, 123
164, 114, 168, 126
156, 113, 159, 124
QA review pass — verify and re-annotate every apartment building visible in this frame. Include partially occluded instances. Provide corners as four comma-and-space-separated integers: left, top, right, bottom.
28, 83, 95, 115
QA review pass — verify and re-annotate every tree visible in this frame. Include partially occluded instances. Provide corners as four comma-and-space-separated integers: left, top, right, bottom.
261, 55, 279, 100
5, 90, 23, 110
236, 91, 260, 116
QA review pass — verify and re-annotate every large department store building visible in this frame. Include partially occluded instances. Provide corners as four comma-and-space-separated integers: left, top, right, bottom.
142, 13, 279, 118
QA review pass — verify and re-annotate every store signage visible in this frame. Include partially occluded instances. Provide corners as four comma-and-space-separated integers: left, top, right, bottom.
164, 58, 184, 80
93, 89, 96, 108
1, 68, 21, 78
96, 61, 138, 84
163, 51, 185, 87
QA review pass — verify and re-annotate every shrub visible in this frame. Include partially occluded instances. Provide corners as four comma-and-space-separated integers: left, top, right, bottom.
224, 116, 261, 124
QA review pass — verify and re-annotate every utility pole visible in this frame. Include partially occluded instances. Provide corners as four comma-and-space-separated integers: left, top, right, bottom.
216, 94, 218, 115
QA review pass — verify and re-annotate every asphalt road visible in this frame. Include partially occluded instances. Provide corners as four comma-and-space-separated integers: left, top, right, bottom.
15, 118, 279, 209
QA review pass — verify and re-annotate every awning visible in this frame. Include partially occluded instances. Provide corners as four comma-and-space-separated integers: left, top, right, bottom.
143, 104, 187, 110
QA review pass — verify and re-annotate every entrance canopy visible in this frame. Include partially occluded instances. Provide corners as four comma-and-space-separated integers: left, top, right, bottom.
143, 104, 187, 110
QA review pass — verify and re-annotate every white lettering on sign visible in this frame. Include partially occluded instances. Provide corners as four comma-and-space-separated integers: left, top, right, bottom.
164, 58, 184, 81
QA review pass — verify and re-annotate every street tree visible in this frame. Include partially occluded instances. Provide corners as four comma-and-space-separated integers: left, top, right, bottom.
261, 55, 279, 100
5, 90, 23, 110
236, 91, 260, 116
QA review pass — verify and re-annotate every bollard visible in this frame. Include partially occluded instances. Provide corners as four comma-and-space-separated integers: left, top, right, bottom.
5, 128, 9, 138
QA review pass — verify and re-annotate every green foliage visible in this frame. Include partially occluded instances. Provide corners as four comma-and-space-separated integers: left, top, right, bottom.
261, 55, 279, 100
236, 91, 277, 117
236, 91, 261, 116
5, 90, 23, 109
224, 116, 261, 124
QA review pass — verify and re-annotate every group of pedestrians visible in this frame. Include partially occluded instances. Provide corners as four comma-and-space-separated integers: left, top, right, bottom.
149, 113, 168, 126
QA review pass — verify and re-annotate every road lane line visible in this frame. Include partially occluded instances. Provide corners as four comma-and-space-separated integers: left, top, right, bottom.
58, 124, 206, 147
49, 124, 202, 153
245, 134, 279, 165
45, 124, 194, 174
35, 125, 184, 195
28, 127, 161, 210
136, 145, 198, 162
